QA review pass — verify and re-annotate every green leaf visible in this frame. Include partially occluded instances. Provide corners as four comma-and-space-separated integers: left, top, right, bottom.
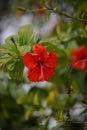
58, 56, 70, 67
0, 54, 13, 69
71, 70, 85, 91
8, 61, 24, 80
0, 53, 24, 80
47, 88, 58, 109
0, 82, 7, 94
7, 62, 15, 71
46, 11, 51, 20
0, 25, 35, 80
28, 87, 48, 107
0, 35, 22, 70
24, 107, 34, 120
55, 111, 64, 122
41, 116, 50, 130
80, 108, 87, 115
17, 95, 27, 105
41, 0, 45, 5
41, 37, 60, 45
76, 37, 87, 46
19, 45, 31, 56
8, 83, 25, 99
66, 40, 78, 57
18, 25, 34, 45
57, 93, 69, 109
47, 0, 53, 6
50, 68, 63, 85
42, 42, 66, 57
1, 35, 19, 55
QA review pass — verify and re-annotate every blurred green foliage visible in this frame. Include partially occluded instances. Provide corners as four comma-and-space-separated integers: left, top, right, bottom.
0, 0, 87, 130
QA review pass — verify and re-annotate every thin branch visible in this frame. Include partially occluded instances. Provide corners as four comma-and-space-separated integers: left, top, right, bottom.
18, 6, 87, 23
66, 120, 87, 124
56, 120, 87, 124
46, 6, 87, 22
58, 11, 87, 22
17, 6, 46, 13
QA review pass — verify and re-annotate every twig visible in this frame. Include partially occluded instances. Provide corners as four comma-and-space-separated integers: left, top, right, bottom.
46, 6, 87, 22
17, 6, 46, 13
58, 11, 87, 22
66, 120, 87, 124
18, 6, 87, 22
58, 120, 87, 124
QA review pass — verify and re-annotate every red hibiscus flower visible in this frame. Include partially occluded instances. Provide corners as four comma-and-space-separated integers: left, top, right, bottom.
24, 45, 58, 82
71, 46, 87, 71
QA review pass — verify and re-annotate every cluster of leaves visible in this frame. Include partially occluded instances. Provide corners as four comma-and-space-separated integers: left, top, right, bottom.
0, 0, 87, 130
0, 73, 86, 130
0, 25, 34, 80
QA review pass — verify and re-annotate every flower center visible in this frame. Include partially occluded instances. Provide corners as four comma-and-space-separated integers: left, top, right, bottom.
38, 58, 43, 66
38, 59, 44, 81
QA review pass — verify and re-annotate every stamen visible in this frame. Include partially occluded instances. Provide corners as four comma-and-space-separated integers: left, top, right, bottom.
40, 64, 44, 81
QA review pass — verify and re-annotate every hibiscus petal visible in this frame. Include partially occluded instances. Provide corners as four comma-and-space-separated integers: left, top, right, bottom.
45, 52, 58, 68
24, 52, 39, 68
33, 45, 47, 61
80, 62, 87, 70
81, 46, 87, 58
72, 50, 81, 60
84, 62, 87, 70
43, 66, 55, 81
72, 61, 87, 71
72, 60, 82, 69
27, 64, 55, 82
27, 65, 41, 82
71, 47, 87, 71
